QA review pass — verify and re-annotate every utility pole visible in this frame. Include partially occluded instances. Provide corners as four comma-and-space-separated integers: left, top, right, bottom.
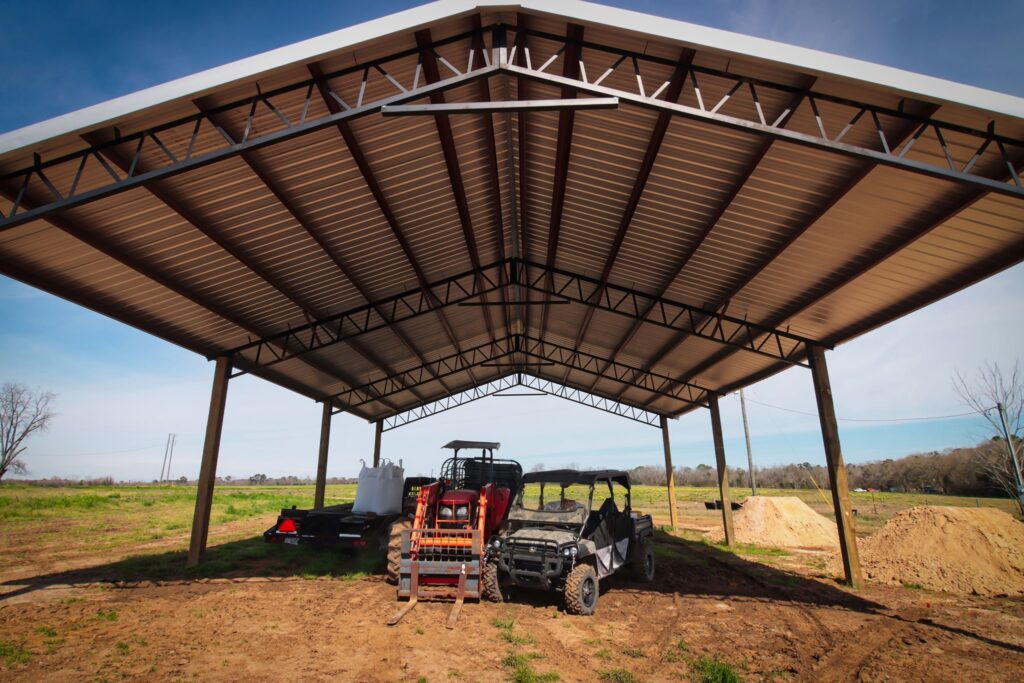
165, 434, 177, 482
159, 434, 172, 483
739, 389, 757, 495
995, 402, 1024, 516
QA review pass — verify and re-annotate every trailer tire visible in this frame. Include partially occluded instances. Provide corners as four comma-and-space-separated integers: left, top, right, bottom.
631, 541, 655, 583
481, 561, 503, 602
386, 518, 412, 585
564, 564, 599, 615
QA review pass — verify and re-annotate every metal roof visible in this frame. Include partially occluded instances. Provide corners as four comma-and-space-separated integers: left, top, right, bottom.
1, 0, 1022, 428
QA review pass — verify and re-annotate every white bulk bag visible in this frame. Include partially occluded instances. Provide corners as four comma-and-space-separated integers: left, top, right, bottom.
377, 459, 405, 515
352, 459, 405, 515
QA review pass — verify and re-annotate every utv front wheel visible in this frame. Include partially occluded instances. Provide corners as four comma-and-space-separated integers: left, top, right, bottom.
481, 561, 503, 602
385, 518, 412, 585
632, 541, 655, 583
564, 564, 599, 615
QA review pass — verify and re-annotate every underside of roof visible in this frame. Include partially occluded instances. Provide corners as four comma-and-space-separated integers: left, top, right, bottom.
1, 0, 1022, 427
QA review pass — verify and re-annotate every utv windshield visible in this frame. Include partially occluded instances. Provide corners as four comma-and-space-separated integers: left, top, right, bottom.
518, 482, 593, 513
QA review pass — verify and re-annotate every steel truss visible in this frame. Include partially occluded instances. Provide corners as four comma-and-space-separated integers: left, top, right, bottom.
3, 22, 1021, 234
226, 261, 510, 376
514, 260, 816, 366
224, 258, 818, 375
327, 333, 714, 414
380, 372, 663, 432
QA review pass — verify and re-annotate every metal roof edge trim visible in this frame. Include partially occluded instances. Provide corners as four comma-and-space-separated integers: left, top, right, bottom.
510, 0, 1024, 118
1, 0, 1022, 159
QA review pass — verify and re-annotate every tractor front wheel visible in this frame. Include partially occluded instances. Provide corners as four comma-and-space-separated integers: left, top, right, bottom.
564, 563, 599, 615
481, 561, 503, 602
385, 518, 412, 585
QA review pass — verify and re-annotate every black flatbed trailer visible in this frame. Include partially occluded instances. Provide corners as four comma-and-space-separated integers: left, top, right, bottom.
264, 477, 433, 551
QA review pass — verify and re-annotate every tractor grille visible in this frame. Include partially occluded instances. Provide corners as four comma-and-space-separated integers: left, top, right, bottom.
408, 528, 480, 563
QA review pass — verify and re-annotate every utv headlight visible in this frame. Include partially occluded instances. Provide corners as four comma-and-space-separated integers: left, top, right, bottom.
439, 507, 454, 519
562, 547, 571, 557
455, 505, 470, 519
570, 547, 578, 556
492, 538, 502, 549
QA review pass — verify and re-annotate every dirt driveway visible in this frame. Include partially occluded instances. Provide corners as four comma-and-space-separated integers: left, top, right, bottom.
2, 533, 1022, 682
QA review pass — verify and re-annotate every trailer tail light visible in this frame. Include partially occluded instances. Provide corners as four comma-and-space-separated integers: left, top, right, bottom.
353, 539, 367, 547
277, 518, 297, 534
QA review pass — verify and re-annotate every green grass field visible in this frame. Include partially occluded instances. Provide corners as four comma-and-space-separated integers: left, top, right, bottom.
0, 482, 1016, 584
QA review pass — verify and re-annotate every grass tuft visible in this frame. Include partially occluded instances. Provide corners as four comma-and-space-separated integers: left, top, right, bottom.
597, 669, 639, 683
0, 638, 31, 667
689, 655, 741, 683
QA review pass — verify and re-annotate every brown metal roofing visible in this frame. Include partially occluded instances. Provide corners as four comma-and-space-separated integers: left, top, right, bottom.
0, 3, 1021, 426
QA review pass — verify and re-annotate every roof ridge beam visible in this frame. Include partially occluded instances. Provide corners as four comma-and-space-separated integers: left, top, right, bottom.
513, 15, 532, 336
538, 22, 585, 340
416, 26, 500, 344
471, 19, 512, 335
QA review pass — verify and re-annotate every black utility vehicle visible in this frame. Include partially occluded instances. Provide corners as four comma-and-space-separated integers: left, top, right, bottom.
264, 477, 433, 552
493, 469, 654, 615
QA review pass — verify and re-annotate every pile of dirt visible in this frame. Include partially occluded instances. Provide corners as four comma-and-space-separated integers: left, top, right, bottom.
707, 496, 839, 548
860, 505, 1024, 596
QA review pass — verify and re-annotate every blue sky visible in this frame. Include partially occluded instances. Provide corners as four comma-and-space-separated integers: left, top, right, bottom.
1, 0, 1021, 481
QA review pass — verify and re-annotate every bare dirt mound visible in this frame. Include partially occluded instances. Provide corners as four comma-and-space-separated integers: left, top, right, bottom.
860, 505, 1024, 596
707, 496, 839, 548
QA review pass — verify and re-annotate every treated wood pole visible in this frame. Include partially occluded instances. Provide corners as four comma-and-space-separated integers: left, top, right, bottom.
314, 402, 332, 510
660, 415, 679, 530
187, 356, 231, 567
807, 344, 863, 588
372, 419, 383, 467
708, 395, 734, 546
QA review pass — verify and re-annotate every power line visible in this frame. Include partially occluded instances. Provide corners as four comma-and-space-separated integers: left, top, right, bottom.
740, 395, 988, 423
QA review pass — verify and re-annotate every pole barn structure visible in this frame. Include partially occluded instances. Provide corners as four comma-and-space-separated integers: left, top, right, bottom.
0, 1, 1021, 585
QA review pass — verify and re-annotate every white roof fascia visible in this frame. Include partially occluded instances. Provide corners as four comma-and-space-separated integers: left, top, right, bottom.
1, 0, 1020, 158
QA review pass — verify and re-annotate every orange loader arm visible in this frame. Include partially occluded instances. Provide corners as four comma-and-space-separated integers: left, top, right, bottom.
410, 481, 442, 558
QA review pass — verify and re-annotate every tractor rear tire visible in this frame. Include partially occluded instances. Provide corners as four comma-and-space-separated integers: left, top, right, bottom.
386, 518, 412, 585
632, 540, 655, 583
564, 563, 599, 616
481, 561, 503, 602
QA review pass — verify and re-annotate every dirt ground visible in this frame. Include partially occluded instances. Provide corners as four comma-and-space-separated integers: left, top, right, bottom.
1, 488, 1022, 681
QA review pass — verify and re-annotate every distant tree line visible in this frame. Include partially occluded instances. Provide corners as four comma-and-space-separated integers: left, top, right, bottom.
627, 436, 1020, 498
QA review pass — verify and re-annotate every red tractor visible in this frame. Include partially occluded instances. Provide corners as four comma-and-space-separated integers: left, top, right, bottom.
387, 441, 522, 627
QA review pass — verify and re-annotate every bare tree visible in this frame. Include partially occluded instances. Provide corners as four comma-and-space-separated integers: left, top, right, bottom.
954, 361, 1023, 507
0, 383, 55, 480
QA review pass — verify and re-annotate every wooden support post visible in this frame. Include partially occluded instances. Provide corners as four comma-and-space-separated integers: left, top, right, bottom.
708, 395, 734, 546
808, 345, 863, 588
660, 415, 679, 530
373, 419, 383, 467
314, 401, 332, 510
187, 356, 231, 567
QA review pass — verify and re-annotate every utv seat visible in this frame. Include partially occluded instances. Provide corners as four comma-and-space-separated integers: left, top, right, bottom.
583, 497, 618, 537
